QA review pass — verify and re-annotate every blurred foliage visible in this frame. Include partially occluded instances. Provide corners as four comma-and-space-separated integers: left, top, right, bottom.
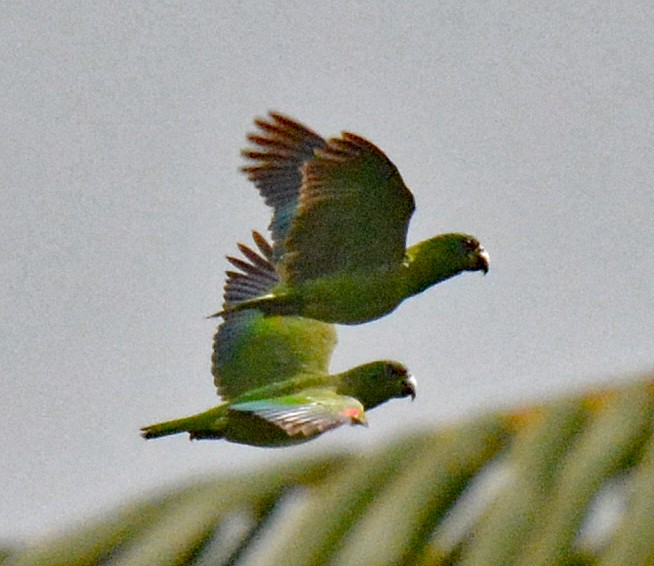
5, 372, 654, 566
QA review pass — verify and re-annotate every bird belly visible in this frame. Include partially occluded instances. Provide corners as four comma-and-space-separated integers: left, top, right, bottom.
298, 272, 403, 325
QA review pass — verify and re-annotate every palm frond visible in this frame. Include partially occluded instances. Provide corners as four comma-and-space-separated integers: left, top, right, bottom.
8, 372, 654, 566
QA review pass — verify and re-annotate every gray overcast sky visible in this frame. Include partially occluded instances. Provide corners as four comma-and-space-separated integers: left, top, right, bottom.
3, 1, 653, 541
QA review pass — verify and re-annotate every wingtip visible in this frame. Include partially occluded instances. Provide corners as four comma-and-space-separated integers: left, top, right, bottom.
206, 309, 223, 319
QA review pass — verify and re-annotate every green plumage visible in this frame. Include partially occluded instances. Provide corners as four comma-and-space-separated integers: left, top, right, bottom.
142, 234, 415, 447
217, 112, 489, 324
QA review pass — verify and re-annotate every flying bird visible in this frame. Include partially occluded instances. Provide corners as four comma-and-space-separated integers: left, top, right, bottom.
215, 112, 489, 324
142, 232, 416, 447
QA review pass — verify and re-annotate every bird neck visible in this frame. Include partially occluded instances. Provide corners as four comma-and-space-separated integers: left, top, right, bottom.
401, 236, 464, 297
335, 370, 375, 409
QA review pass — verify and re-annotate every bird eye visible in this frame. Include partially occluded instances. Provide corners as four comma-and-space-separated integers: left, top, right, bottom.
464, 238, 479, 251
384, 364, 407, 379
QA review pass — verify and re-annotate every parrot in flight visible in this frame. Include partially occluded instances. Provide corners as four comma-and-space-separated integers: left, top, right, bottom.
214, 112, 489, 325
141, 232, 416, 447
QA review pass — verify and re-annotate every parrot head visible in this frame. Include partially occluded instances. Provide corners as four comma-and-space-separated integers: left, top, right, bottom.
338, 360, 416, 411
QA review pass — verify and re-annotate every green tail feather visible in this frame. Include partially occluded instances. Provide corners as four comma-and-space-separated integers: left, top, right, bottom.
141, 406, 227, 440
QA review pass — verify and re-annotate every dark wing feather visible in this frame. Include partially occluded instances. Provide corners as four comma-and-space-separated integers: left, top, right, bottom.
221, 231, 277, 309
241, 112, 326, 261
280, 132, 416, 284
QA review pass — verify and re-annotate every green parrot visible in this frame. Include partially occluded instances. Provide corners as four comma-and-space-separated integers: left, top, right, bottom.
141, 232, 416, 447
216, 112, 490, 325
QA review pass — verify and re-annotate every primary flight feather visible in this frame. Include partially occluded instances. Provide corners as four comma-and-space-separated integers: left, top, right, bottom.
216, 112, 490, 324
141, 232, 416, 447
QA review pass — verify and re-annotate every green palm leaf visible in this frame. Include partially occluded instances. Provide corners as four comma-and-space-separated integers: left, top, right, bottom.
7, 373, 654, 566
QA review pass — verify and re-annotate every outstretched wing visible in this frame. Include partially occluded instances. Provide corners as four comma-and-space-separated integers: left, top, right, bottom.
241, 112, 326, 262
213, 232, 336, 400
280, 131, 416, 284
221, 231, 278, 307
231, 390, 366, 437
